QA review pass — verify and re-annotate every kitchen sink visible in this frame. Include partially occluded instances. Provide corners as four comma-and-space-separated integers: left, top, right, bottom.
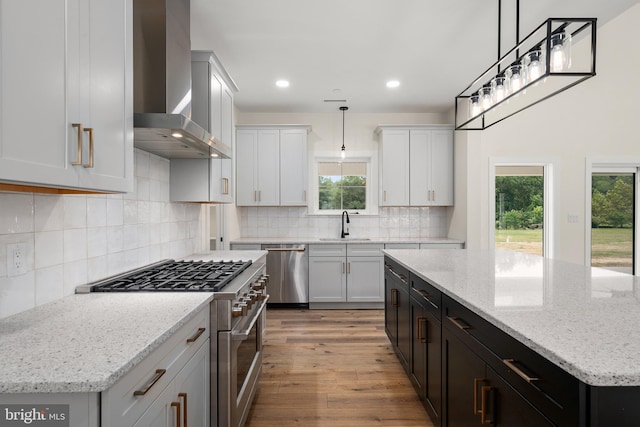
319, 238, 371, 241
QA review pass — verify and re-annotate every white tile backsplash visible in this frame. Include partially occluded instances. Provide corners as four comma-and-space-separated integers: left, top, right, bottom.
0, 150, 206, 319
239, 206, 448, 239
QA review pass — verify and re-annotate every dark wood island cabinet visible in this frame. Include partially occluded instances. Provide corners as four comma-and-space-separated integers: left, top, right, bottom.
384, 249, 640, 427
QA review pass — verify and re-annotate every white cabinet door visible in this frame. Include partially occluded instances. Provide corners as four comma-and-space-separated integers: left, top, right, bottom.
0, 0, 79, 188
309, 256, 346, 302
380, 130, 410, 206
76, 0, 133, 192
280, 128, 308, 206
256, 129, 280, 205
0, 0, 133, 192
132, 383, 173, 427
173, 341, 210, 427
347, 256, 384, 302
430, 129, 454, 206
409, 130, 432, 206
236, 130, 258, 205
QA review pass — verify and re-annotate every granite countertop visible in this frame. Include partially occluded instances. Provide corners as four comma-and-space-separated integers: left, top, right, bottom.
0, 293, 212, 394
231, 237, 464, 245
383, 248, 640, 387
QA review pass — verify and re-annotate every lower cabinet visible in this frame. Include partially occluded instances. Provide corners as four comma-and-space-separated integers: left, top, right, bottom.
384, 258, 411, 373
133, 342, 209, 427
309, 244, 384, 308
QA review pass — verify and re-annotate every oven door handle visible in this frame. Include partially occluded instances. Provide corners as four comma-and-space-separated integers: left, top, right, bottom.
232, 295, 269, 341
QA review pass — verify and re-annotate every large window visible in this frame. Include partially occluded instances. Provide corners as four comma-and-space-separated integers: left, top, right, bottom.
591, 171, 636, 274
318, 162, 367, 211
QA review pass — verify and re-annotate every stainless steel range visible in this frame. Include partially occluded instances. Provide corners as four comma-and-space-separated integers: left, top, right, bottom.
77, 257, 268, 427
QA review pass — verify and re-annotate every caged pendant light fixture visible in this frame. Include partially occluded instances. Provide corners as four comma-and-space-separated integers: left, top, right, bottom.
339, 106, 348, 159
455, 0, 596, 131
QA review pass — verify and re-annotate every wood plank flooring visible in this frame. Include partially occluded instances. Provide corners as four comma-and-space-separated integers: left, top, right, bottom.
245, 309, 433, 427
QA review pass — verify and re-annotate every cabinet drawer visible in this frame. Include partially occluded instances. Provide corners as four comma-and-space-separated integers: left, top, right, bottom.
442, 295, 580, 425
309, 244, 346, 257
347, 243, 383, 257
384, 257, 409, 292
101, 308, 210, 427
409, 273, 441, 319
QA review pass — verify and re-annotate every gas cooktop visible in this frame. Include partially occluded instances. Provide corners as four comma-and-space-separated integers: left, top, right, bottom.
88, 260, 252, 292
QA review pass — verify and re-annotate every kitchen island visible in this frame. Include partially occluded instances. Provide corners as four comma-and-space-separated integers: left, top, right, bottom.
383, 248, 640, 426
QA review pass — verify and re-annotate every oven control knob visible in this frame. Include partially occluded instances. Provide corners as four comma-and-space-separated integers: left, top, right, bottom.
261, 275, 270, 285
242, 296, 254, 308
252, 281, 265, 291
232, 303, 247, 317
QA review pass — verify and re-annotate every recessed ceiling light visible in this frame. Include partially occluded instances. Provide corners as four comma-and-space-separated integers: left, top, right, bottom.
211, 153, 219, 158
386, 80, 400, 88
276, 80, 290, 88
171, 132, 183, 138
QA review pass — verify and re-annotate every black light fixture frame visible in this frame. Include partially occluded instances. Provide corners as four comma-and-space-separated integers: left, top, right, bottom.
454, 0, 597, 131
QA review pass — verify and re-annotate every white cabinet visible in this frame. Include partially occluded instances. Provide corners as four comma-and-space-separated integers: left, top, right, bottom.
0, 0, 133, 193
377, 125, 453, 207
174, 51, 237, 203
236, 125, 310, 206
309, 244, 384, 308
379, 130, 410, 206
102, 309, 210, 427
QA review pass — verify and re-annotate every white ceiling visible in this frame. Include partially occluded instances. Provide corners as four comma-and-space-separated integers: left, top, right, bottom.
191, 0, 640, 114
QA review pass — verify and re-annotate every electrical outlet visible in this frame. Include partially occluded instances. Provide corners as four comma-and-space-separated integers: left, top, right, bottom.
6, 243, 26, 277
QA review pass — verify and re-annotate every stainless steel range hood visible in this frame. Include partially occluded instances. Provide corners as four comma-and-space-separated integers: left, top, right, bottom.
133, 0, 231, 159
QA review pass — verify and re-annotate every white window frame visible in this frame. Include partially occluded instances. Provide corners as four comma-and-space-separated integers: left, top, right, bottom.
585, 157, 640, 273
309, 151, 377, 215
489, 158, 556, 258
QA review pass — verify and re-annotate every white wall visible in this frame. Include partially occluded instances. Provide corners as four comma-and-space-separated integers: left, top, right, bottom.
0, 149, 207, 319
451, 3, 640, 264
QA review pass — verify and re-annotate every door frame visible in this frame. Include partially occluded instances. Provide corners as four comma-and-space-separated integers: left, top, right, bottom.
489, 158, 556, 258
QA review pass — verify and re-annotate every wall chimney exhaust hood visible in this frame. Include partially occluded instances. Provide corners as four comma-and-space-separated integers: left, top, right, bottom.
133, 0, 231, 159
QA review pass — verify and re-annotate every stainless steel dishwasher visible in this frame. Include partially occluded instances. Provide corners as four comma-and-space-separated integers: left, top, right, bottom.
261, 244, 308, 307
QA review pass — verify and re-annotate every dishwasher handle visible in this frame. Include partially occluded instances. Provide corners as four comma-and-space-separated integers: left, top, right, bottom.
265, 247, 306, 252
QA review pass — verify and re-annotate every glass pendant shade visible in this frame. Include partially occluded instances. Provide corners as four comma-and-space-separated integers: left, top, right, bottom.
550, 30, 571, 72
469, 92, 482, 117
525, 49, 545, 83
480, 85, 493, 111
506, 64, 524, 93
491, 75, 508, 103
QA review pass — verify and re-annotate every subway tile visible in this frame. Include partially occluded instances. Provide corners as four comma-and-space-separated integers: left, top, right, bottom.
87, 227, 108, 258
0, 272, 35, 319
35, 265, 64, 306
106, 198, 124, 226
63, 196, 87, 229
34, 195, 64, 232
124, 199, 138, 225
63, 228, 87, 263
63, 259, 87, 295
107, 226, 124, 254
0, 193, 34, 234
86, 197, 107, 228
35, 231, 63, 269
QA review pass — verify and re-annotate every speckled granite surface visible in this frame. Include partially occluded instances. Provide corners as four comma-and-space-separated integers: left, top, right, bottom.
0, 293, 212, 393
231, 237, 464, 245
384, 248, 640, 387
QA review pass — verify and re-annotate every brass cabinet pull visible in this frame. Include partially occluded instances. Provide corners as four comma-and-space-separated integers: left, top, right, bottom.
303, 190, 307, 202
133, 369, 166, 396
171, 401, 182, 427
383, 190, 387, 202
222, 178, 229, 195
83, 128, 94, 168
178, 393, 188, 427
186, 327, 206, 343
447, 316, 471, 331
417, 317, 428, 343
481, 386, 494, 424
398, 274, 407, 283
432, 190, 436, 201
473, 378, 484, 415
416, 289, 439, 309
342, 262, 345, 274
391, 289, 398, 308
502, 358, 540, 383
254, 190, 257, 202
347, 262, 351, 274
71, 123, 83, 165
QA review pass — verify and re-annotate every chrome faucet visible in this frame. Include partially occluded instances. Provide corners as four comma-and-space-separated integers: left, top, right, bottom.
341, 210, 350, 238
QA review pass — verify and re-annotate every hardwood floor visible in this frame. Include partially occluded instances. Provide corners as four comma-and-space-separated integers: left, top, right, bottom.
245, 309, 433, 427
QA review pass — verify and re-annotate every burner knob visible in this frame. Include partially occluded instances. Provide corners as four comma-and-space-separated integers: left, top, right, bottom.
232, 303, 247, 318
251, 282, 265, 291
242, 296, 254, 308
261, 275, 270, 285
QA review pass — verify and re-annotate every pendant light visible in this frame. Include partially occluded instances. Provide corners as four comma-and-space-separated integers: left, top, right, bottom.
340, 106, 348, 159
454, 0, 596, 131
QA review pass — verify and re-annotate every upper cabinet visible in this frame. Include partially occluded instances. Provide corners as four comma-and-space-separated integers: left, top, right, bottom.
376, 125, 453, 207
236, 125, 310, 207
0, 0, 134, 193
171, 51, 237, 203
